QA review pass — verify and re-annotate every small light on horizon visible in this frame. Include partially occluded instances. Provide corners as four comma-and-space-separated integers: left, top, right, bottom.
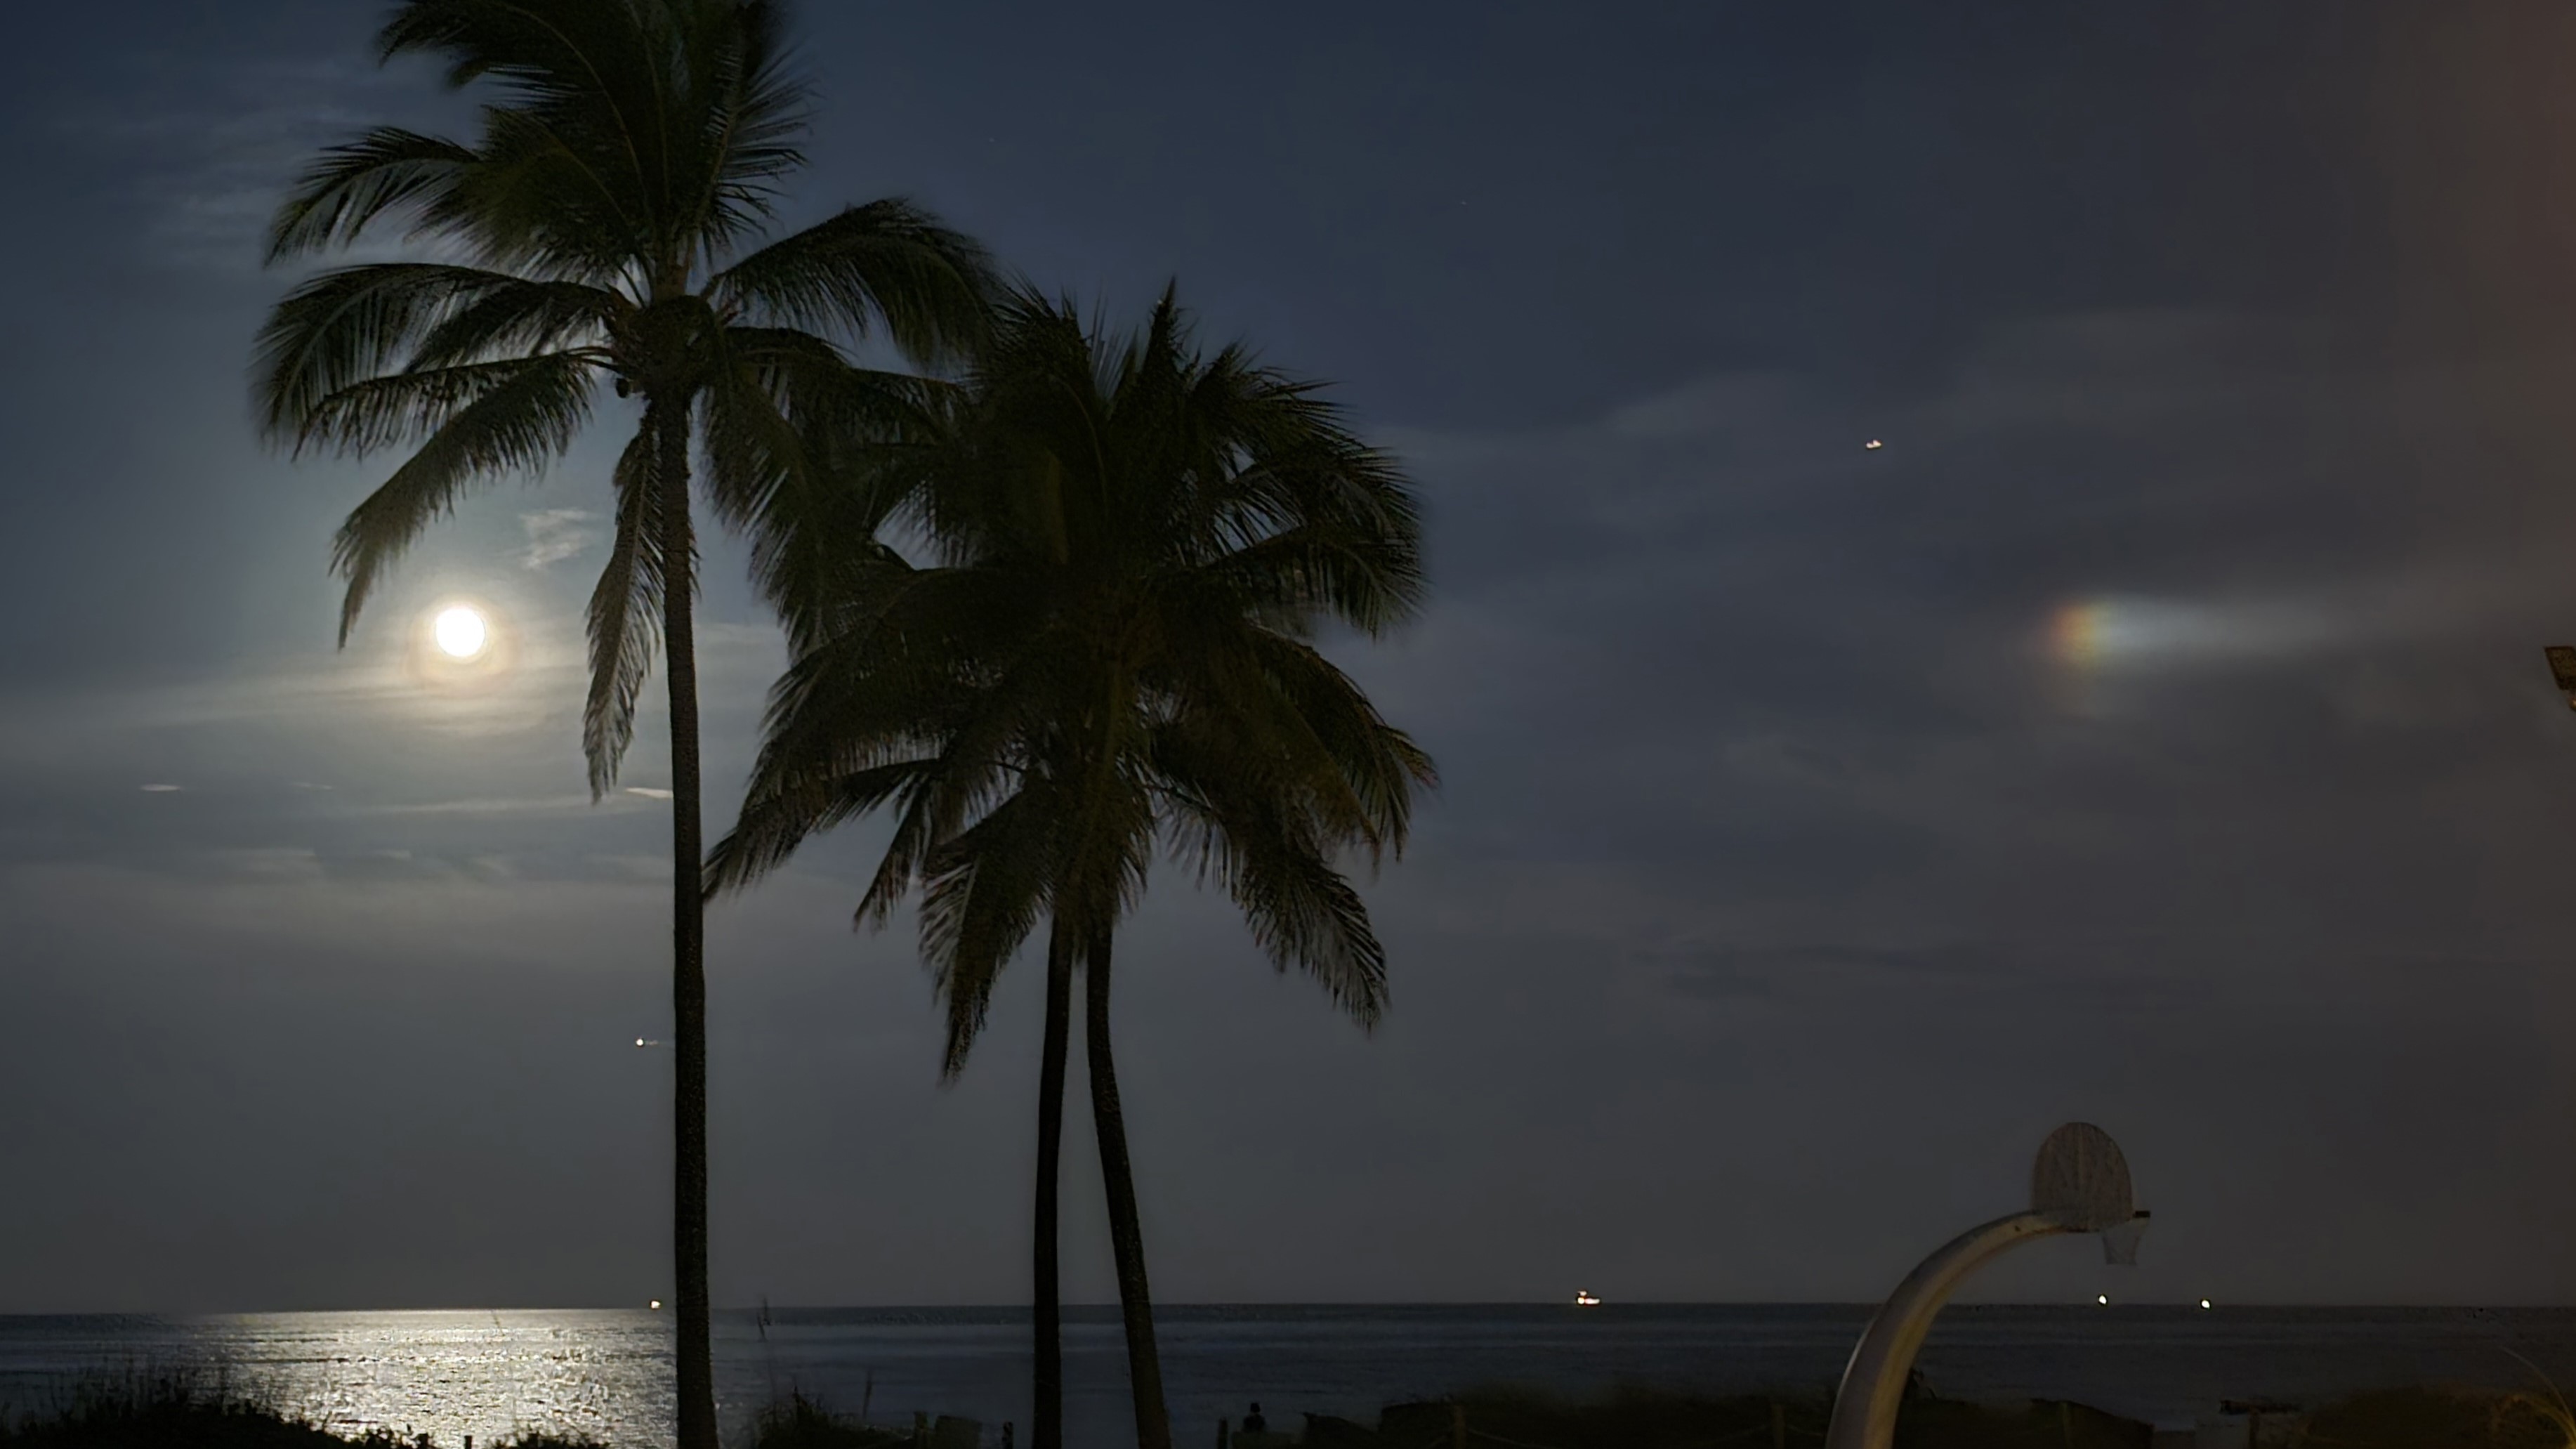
2200, 1299, 2213, 1309
1864, 439, 1884, 450
2096, 1294, 2109, 1305
649, 1299, 662, 1310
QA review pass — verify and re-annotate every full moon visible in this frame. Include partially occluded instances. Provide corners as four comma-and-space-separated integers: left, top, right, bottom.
433, 605, 489, 660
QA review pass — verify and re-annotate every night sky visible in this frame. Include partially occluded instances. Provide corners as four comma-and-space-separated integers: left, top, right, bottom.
6, 2, 2576, 1313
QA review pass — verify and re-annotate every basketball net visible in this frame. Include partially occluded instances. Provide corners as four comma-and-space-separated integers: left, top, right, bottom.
2100, 1212, 2150, 1267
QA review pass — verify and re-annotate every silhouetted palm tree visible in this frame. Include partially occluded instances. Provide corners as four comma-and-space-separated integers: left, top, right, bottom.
707, 289, 1435, 1449
251, 6, 993, 1444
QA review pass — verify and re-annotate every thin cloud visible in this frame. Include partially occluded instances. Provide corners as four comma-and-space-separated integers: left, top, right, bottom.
518, 509, 602, 572
361, 795, 598, 818
48, 53, 428, 274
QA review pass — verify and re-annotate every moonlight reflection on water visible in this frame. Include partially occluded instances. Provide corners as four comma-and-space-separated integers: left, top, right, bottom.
0, 1313, 669, 1447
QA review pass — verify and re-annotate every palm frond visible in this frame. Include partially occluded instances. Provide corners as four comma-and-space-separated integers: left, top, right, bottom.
1150, 723, 1388, 1026
713, 199, 999, 365
379, 0, 664, 117
697, 325, 939, 532
329, 348, 598, 643
720, 570, 1049, 916
1174, 622, 1436, 861
407, 277, 625, 370
1220, 823, 1388, 1027
699, 325, 956, 642
682, 0, 812, 258
376, 0, 829, 281
919, 789, 1056, 1077
254, 263, 567, 447
584, 426, 666, 796
1190, 520, 1424, 640
378, 1, 692, 276
707, 756, 940, 896
293, 352, 599, 459
443, 103, 653, 280
265, 128, 480, 263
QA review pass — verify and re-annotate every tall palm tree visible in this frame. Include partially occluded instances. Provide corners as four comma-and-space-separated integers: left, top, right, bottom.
251, 6, 994, 1445
707, 289, 1435, 1449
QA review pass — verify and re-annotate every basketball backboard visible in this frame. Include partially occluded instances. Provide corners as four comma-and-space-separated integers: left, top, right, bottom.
2030, 1122, 2134, 1231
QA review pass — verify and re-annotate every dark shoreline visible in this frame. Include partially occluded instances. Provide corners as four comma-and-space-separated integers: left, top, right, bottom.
10, 1378, 2575, 1449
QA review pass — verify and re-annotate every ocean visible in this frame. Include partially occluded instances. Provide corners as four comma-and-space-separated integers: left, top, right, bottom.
1, 1306, 2570, 1448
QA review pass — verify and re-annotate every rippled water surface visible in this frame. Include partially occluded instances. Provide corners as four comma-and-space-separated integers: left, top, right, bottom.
2, 1306, 2571, 1448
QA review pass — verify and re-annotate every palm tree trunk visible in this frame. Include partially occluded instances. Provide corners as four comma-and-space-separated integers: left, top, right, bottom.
1083, 925, 1171, 1449
1032, 919, 1075, 1449
655, 398, 720, 1449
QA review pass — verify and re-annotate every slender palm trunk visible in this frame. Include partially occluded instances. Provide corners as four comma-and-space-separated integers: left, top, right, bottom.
1032, 920, 1075, 1449
1083, 926, 1171, 1449
655, 398, 719, 1449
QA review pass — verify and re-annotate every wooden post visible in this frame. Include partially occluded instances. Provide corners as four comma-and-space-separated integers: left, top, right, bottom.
1773, 1401, 1787, 1449
1451, 1402, 1468, 1449
1216, 1419, 1228, 1449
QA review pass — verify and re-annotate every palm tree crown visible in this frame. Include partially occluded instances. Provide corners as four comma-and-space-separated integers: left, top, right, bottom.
255, 0, 992, 792
711, 287, 1434, 1060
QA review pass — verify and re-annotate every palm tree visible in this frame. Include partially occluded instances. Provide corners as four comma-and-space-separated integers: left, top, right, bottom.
251, 5, 994, 1445
706, 289, 1435, 1449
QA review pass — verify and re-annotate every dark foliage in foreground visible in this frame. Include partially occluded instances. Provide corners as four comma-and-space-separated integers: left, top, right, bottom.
0, 1377, 599, 1449
1288, 1387, 2153, 1449
746, 1393, 905, 1449
2303, 1386, 2573, 1449
12, 1379, 2571, 1449
1289, 1384, 2576, 1449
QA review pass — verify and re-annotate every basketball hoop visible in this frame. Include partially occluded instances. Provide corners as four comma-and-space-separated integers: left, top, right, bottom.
1825, 1122, 2155, 1449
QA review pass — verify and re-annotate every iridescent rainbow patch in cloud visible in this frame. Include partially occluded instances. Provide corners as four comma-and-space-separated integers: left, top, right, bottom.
2050, 600, 2115, 669
2044, 596, 2210, 673
2043, 594, 2332, 677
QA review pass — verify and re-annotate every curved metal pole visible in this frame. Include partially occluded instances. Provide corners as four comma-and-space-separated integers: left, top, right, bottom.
1822, 1211, 2079, 1449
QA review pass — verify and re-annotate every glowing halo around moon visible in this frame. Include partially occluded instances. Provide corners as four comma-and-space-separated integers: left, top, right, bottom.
432, 604, 489, 660
410, 597, 515, 688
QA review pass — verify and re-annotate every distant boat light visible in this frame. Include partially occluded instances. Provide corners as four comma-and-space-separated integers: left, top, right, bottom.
2200, 1299, 2212, 1310
1573, 1291, 1602, 1307
1864, 440, 1884, 450
650, 1299, 662, 1310
2096, 1294, 2108, 1305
